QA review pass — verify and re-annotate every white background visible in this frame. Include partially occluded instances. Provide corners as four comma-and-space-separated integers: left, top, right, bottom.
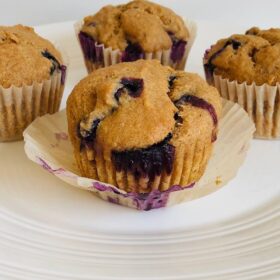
0, 0, 279, 27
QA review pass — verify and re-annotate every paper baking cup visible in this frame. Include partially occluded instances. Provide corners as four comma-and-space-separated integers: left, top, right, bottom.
210, 74, 280, 139
0, 49, 68, 142
74, 18, 197, 73
84, 138, 211, 194
23, 99, 254, 210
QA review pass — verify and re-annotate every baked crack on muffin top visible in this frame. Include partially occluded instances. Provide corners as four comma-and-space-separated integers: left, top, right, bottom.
204, 27, 280, 86
67, 60, 221, 192
80, 0, 189, 61
0, 25, 65, 88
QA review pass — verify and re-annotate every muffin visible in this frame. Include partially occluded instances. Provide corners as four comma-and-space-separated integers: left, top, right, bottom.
0, 24, 67, 142
67, 60, 221, 193
75, 0, 196, 73
203, 27, 280, 139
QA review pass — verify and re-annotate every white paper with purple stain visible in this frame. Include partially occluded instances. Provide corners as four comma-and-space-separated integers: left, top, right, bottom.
23, 99, 255, 210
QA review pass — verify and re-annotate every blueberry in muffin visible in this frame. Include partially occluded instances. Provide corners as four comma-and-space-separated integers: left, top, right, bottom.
77, 0, 193, 72
67, 60, 221, 193
203, 32, 280, 86
203, 27, 280, 138
0, 25, 67, 142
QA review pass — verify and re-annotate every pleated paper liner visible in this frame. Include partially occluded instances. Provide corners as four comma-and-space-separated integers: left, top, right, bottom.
89, 137, 212, 194
74, 18, 197, 73
0, 46, 68, 142
206, 72, 280, 139
23, 99, 254, 210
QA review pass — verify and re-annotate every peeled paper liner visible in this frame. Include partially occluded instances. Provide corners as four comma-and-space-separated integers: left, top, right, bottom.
74, 18, 197, 71
0, 44, 68, 142
213, 74, 280, 139
23, 99, 255, 210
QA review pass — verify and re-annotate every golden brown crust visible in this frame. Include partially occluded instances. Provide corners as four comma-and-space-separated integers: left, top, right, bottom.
204, 28, 280, 86
246, 27, 280, 45
0, 25, 62, 88
68, 60, 176, 157
169, 72, 221, 144
81, 0, 189, 52
67, 60, 222, 192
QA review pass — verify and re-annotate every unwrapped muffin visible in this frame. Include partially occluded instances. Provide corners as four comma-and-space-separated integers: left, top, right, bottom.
75, 0, 196, 73
0, 24, 67, 142
203, 27, 280, 139
67, 60, 221, 193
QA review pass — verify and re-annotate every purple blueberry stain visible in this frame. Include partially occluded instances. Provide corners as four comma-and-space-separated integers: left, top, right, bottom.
42, 50, 67, 84
107, 197, 120, 205
121, 42, 144, 62
121, 78, 144, 98
174, 94, 218, 142
95, 44, 104, 64
78, 32, 104, 65
171, 39, 187, 63
92, 182, 124, 194
174, 112, 183, 125
38, 157, 66, 175
90, 180, 195, 210
38, 156, 196, 210
203, 64, 214, 84
115, 78, 144, 101
132, 183, 195, 210
204, 39, 241, 80
78, 118, 101, 149
168, 32, 187, 63
230, 39, 242, 50
168, 75, 177, 90
60, 65, 67, 85
111, 133, 175, 182
42, 50, 59, 75
175, 95, 218, 126
94, 182, 108, 191
78, 32, 96, 61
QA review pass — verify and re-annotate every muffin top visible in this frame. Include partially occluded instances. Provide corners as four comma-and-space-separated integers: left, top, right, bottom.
80, 0, 189, 53
67, 60, 221, 160
204, 27, 280, 86
246, 27, 280, 45
0, 25, 63, 88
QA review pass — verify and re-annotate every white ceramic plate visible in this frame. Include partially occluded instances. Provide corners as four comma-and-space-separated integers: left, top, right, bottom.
0, 20, 279, 280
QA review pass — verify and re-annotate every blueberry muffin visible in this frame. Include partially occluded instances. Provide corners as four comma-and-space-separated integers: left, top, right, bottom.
0, 25, 67, 142
76, 0, 195, 72
67, 60, 221, 193
203, 27, 280, 138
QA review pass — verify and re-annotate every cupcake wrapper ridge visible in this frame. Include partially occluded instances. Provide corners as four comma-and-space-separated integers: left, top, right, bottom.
0, 45, 68, 142
203, 48, 280, 139
204, 61, 280, 139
